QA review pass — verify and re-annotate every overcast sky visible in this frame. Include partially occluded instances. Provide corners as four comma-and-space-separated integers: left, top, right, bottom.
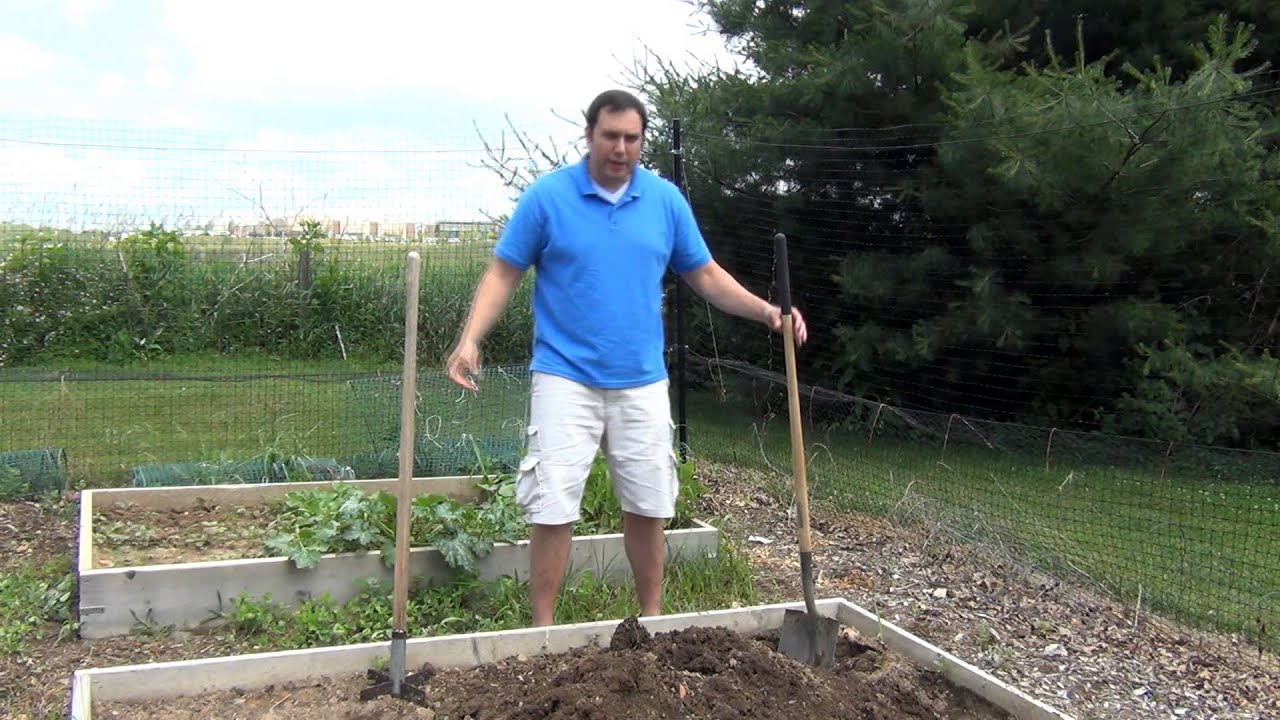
0, 0, 741, 230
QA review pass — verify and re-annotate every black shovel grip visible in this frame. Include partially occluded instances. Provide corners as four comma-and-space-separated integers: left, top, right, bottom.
774, 232, 791, 316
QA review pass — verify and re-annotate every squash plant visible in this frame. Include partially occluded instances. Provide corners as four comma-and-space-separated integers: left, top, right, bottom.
263, 455, 702, 576
262, 474, 524, 575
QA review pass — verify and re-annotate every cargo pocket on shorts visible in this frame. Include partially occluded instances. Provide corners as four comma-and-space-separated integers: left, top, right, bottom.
515, 424, 544, 516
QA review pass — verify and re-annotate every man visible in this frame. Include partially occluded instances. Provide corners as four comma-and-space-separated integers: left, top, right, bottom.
445, 89, 808, 626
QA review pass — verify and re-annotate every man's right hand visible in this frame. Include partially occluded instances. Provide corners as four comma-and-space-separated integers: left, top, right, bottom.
446, 339, 481, 391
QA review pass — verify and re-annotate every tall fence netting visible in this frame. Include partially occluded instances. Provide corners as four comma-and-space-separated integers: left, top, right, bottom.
2, 102, 1277, 653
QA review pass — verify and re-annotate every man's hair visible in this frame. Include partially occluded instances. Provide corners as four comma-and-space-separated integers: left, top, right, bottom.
585, 89, 648, 134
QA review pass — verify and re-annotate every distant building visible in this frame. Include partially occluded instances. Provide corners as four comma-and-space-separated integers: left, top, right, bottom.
434, 221, 498, 241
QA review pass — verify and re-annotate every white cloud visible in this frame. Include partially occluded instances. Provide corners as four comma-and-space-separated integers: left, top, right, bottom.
95, 71, 127, 97
0, 122, 522, 229
0, 34, 64, 80
0, 140, 155, 230
63, 0, 110, 26
143, 45, 174, 89
1, 0, 744, 230
144, 66, 173, 89
161, 0, 738, 118
0, 35, 102, 117
206, 127, 520, 223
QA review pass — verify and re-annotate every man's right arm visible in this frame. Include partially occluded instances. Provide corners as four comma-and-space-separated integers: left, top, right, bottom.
446, 257, 525, 390
458, 258, 525, 347
448, 183, 543, 389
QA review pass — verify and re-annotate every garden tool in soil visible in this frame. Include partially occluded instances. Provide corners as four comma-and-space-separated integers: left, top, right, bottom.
361, 250, 431, 707
772, 232, 840, 669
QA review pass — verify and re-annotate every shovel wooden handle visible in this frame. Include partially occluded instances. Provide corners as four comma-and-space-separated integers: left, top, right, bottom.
774, 233, 810, 546
393, 251, 421, 633
775, 233, 819, 615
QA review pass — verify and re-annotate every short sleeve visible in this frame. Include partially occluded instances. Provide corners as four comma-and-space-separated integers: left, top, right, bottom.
493, 185, 546, 270
668, 187, 712, 274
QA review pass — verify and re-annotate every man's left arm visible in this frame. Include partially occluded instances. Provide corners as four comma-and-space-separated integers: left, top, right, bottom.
666, 184, 807, 344
680, 260, 808, 345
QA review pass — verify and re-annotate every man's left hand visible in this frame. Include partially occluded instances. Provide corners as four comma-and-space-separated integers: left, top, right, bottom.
765, 305, 808, 346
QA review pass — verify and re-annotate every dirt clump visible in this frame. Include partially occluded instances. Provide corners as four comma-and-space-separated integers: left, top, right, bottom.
97, 618, 1013, 719
609, 614, 652, 651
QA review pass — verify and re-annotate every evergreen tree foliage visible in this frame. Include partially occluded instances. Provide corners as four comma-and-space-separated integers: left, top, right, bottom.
629, 2, 1280, 447
970, 0, 1280, 81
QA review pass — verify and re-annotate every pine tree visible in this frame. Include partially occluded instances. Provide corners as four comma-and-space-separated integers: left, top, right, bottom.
971, 0, 1280, 81
844, 16, 1280, 442
629, 3, 1279, 445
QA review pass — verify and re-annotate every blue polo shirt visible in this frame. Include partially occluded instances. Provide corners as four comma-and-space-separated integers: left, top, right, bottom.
494, 156, 712, 389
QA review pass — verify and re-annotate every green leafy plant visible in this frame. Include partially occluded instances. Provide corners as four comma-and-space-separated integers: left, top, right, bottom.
217, 537, 756, 650
288, 217, 327, 255
574, 453, 705, 535
0, 224, 533, 368
263, 476, 528, 575
0, 465, 25, 501
262, 455, 703, 575
0, 558, 76, 656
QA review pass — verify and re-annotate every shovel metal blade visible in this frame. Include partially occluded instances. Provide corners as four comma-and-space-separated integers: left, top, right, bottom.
777, 607, 840, 668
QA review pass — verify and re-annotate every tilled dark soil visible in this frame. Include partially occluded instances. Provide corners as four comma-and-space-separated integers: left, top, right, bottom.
96, 618, 1013, 719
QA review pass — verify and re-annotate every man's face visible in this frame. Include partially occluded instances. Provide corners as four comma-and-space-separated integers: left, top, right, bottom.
585, 107, 643, 189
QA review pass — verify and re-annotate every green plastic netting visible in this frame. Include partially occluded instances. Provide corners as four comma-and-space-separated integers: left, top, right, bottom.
344, 363, 530, 478
128, 456, 355, 488
0, 448, 69, 498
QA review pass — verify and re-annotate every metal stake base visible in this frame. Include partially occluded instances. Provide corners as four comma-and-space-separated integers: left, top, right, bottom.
359, 631, 432, 706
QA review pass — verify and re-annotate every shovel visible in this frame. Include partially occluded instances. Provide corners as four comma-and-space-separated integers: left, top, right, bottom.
361, 250, 431, 706
772, 233, 840, 669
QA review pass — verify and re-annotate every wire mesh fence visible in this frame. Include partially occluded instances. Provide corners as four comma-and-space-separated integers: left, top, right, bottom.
658, 73, 1280, 651
2, 89, 1278, 655
0, 448, 68, 499
682, 357, 1279, 648
0, 115, 548, 491
0, 363, 532, 489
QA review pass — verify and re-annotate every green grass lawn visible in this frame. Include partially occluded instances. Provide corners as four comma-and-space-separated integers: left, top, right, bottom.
683, 388, 1279, 648
1, 355, 1275, 649
0, 355, 531, 487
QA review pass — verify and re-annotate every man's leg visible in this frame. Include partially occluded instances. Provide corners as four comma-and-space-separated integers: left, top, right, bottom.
515, 372, 603, 627
529, 522, 574, 626
622, 511, 666, 616
604, 379, 679, 618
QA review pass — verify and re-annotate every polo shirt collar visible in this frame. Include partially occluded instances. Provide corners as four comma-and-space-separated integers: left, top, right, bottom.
574, 154, 646, 200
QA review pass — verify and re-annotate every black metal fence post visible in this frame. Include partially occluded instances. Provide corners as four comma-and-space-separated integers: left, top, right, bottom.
672, 118, 689, 461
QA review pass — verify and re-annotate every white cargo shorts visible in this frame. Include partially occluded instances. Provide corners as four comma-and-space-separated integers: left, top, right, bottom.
515, 371, 679, 526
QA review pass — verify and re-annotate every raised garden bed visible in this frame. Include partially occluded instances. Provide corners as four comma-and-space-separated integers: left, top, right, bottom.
76, 473, 719, 639
72, 598, 1072, 719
